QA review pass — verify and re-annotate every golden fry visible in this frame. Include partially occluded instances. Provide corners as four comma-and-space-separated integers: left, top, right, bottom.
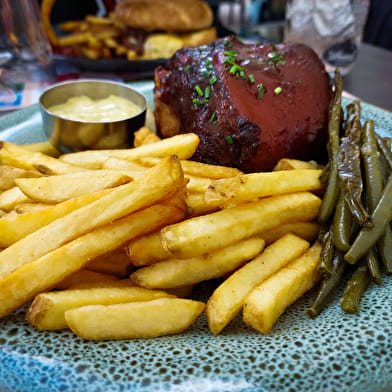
133, 126, 161, 147
131, 237, 265, 289
243, 242, 322, 334
55, 269, 119, 290
60, 133, 200, 169
0, 165, 42, 191
0, 141, 85, 174
127, 230, 171, 266
0, 157, 184, 279
85, 248, 134, 276
0, 188, 112, 248
273, 158, 322, 171
259, 221, 320, 245
204, 170, 323, 207
206, 234, 309, 335
15, 171, 132, 203
0, 199, 186, 319
161, 192, 321, 258
65, 298, 205, 340
27, 286, 174, 330
0, 186, 32, 211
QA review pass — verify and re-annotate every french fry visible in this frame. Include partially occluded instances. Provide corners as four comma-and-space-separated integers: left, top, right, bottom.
243, 242, 322, 334
64, 298, 205, 340
0, 188, 112, 248
273, 158, 322, 171
85, 248, 134, 276
0, 141, 85, 174
259, 221, 320, 245
130, 237, 265, 289
0, 186, 32, 211
132, 156, 243, 179
133, 126, 161, 147
185, 175, 212, 193
0, 165, 42, 191
0, 157, 184, 279
59, 133, 200, 169
161, 192, 321, 259
55, 269, 119, 290
27, 285, 175, 330
0, 199, 186, 319
67, 279, 137, 290
204, 170, 323, 207
101, 156, 147, 172
15, 171, 132, 203
14, 202, 52, 214
185, 192, 221, 217
127, 231, 171, 266
206, 234, 309, 335
21, 142, 61, 157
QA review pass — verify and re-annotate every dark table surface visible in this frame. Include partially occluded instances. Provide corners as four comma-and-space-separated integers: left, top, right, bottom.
343, 43, 392, 112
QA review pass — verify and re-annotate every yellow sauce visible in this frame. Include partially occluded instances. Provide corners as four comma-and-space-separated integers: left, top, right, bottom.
48, 95, 141, 122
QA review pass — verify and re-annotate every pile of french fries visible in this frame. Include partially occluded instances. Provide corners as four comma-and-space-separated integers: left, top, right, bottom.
0, 128, 325, 340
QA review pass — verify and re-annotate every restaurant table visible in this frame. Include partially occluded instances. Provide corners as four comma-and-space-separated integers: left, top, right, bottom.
342, 42, 392, 112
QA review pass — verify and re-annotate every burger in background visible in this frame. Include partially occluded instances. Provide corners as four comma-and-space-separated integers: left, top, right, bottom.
41, 0, 217, 60
113, 0, 217, 59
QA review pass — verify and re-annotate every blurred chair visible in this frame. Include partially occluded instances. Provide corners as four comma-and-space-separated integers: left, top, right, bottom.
363, 0, 392, 50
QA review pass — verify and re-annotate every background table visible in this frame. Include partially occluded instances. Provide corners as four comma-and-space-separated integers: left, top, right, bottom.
343, 43, 392, 111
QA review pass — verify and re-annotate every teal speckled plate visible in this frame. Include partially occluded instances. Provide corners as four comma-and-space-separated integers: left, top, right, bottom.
0, 81, 391, 392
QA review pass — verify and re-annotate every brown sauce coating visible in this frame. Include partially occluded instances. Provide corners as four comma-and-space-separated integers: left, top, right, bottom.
154, 36, 332, 172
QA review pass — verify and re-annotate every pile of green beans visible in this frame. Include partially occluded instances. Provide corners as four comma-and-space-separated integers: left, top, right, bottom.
307, 69, 392, 317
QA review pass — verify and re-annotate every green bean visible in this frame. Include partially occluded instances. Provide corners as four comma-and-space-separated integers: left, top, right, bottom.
332, 192, 352, 252
365, 249, 382, 285
375, 134, 392, 171
307, 250, 346, 318
361, 120, 392, 274
340, 263, 370, 314
345, 173, 392, 264
319, 161, 330, 184
318, 226, 334, 278
338, 102, 371, 228
317, 69, 343, 223
377, 228, 392, 274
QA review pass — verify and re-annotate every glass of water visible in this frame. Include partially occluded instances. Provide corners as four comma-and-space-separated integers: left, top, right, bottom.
284, 0, 370, 75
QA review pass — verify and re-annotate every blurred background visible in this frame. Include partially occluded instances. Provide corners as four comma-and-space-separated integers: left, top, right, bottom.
44, 0, 392, 51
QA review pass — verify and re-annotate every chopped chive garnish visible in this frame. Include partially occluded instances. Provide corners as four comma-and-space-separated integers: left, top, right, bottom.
274, 86, 283, 95
209, 76, 217, 85
248, 74, 255, 84
210, 112, 218, 124
225, 135, 234, 144
192, 98, 202, 106
195, 85, 204, 96
239, 70, 245, 79
257, 84, 265, 99
224, 51, 237, 57
203, 70, 212, 77
204, 86, 211, 98
278, 60, 286, 65
268, 60, 274, 66
203, 99, 209, 103
268, 52, 277, 58
185, 64, 191, 70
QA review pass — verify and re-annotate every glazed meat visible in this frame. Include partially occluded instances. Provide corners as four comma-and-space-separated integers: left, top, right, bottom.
154, 36, 332, 172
